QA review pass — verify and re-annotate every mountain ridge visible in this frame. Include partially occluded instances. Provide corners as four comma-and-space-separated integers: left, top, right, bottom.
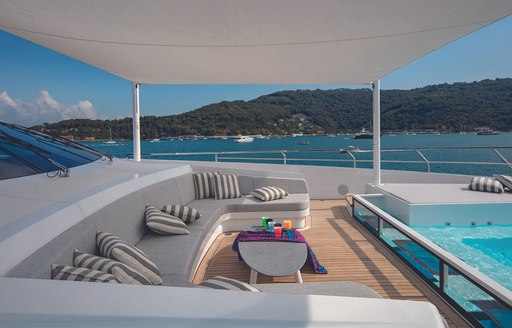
32, 78, 512, 139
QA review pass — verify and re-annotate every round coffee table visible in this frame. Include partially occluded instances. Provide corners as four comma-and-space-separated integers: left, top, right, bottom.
238, 241, 308, 284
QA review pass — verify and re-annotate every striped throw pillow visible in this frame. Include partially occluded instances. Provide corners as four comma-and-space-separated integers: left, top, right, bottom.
73, 250, 152, 285
198, 276, 260, 292
193, 172, 217, 199
161, 205, 201, 224
251, 186, 289, 202
145, 205, 190, 235
97, 231, 163, 285
213, 173, 241, 200
468, 176, 504, 193
51, 265, 119, 283
494, 174, 512, 190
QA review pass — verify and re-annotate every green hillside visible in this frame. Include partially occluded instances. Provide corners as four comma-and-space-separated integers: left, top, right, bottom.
32, 78, 512, 139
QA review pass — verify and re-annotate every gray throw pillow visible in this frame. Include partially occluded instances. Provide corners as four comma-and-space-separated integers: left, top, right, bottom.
251, 186, 289, 201
73, 250, 152, 285
161, 204, 201, 224
193, 172, 217, 199
51, 265, 119, 283
97, 231, 163, 285
468, 176, 503, 193
213, 173, 241, 200
493, 174, 512, 190
198, 276, 260, 292
145, 205, 190, 235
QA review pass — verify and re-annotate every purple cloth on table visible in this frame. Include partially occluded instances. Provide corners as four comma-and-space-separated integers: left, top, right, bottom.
232, 228, 327, 274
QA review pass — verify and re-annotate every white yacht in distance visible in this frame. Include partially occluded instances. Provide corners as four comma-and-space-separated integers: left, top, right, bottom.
103, 127, 116, 144
1, 1, 511, 327
233, 135, 254, 143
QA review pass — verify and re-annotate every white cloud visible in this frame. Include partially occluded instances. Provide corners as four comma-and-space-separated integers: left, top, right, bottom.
0, 90, 97, 126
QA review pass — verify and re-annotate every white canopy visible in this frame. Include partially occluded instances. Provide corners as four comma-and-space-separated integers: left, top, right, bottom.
1, 0, 511, 84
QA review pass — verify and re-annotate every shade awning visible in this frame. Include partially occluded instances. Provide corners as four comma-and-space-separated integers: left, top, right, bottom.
0, 0, 511, 84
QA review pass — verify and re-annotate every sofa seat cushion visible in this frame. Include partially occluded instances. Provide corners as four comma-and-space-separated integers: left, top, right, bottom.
187, 193, 309, 213
182, 206, 222, 236
135, 229, 204, 277
161, 274, 196, 287
254, 281, 382, 299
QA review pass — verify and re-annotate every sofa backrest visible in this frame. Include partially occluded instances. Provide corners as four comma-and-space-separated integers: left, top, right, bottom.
6, 176, 186, 280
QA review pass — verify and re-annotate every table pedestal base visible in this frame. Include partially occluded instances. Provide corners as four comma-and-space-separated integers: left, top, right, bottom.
249, 269, 303, 284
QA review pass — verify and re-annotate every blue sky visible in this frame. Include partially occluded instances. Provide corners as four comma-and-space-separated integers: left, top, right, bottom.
0, 16, 511, 126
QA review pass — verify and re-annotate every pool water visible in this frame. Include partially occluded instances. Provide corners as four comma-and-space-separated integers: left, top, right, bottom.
410, 225, 512, 292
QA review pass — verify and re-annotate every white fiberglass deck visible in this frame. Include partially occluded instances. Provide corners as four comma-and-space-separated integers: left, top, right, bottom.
377, 183, 512, 204
366, 183, 512, 226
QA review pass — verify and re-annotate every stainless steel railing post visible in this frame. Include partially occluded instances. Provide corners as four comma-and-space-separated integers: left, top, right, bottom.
346, 150, 357, 168
415, 149, 431, 172
493, 148, 512, 169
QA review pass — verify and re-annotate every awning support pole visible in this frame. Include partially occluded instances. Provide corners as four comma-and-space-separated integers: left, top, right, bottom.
372, 80, 381, 185
132, 82, 141, 162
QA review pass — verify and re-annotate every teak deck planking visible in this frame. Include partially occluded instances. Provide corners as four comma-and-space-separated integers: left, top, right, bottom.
193, 199, 470, 328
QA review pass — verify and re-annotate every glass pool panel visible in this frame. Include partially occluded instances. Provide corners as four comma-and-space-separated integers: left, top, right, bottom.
353, 202, 378, 234
381, 222, 441, 287
444, 268, 512, 328
354, 197, 512, 328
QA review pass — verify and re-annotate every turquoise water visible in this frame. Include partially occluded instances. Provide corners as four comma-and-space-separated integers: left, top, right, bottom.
411, 225, 512, 292
82, 132, 512, 176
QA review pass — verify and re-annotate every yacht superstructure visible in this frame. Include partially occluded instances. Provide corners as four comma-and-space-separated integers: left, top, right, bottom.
1, 1, 512, 327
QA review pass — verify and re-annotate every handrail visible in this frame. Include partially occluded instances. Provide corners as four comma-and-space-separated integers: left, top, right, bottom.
352, 194, 512, 309
126, 146, 512, 173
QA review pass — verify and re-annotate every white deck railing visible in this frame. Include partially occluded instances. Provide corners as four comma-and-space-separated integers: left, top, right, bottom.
126, 146, 512, 174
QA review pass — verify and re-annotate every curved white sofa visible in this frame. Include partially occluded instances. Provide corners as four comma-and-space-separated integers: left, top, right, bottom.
5, 165, 309, 286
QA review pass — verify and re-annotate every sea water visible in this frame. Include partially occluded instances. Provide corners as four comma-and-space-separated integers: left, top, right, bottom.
82, 132, 512, 176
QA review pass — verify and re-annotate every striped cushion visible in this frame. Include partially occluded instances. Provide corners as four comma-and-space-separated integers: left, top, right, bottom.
96, 231, 163, 285
51, 265, 119, 283
73, 250, 152, 285
145, 205, 190, 235
193, 172, 217, 199
161, 205, 201, 224
213, 173, 241, 200
251, 186, 289, 202
494, 174, 512, 190
198, 276, 260, 292
468, 176, 504, 193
